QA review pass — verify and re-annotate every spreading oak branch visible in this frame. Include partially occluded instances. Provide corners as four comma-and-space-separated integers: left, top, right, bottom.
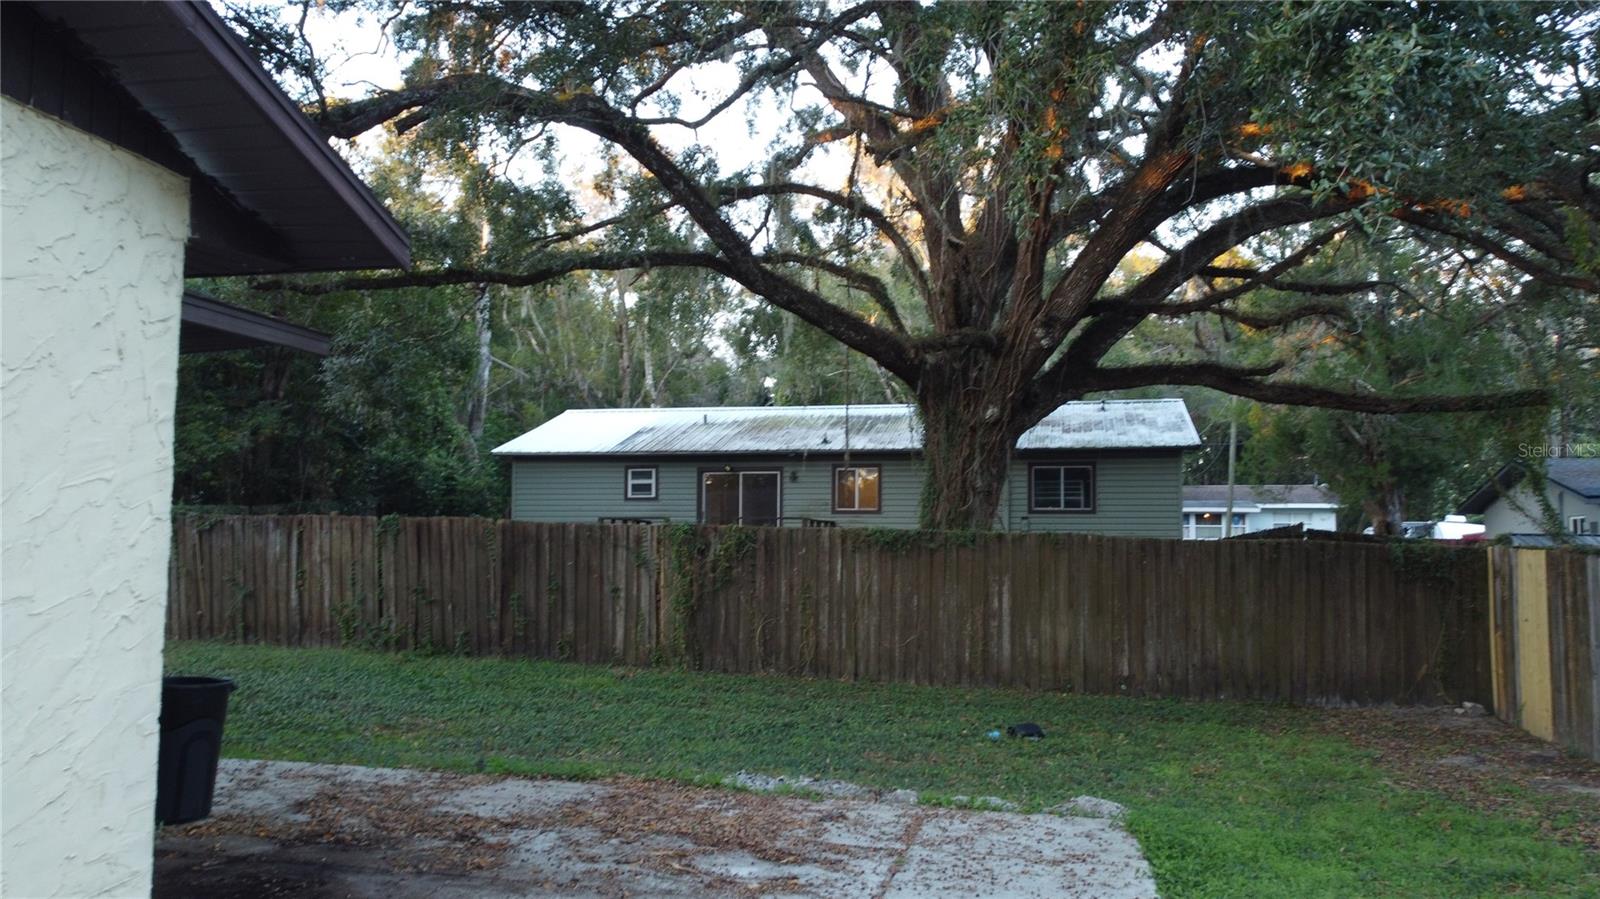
269, 3, 1580, 432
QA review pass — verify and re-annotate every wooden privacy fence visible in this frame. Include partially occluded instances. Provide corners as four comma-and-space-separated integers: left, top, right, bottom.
1487, 547, 1600, 761
167, 514, 1491, 705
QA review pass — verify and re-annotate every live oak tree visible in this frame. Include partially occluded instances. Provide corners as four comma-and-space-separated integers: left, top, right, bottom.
1226, 224, 1599, 534
253, 1, 1598, 529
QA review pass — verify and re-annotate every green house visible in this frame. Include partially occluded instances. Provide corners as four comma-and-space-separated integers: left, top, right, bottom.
492, 399, 1197, 537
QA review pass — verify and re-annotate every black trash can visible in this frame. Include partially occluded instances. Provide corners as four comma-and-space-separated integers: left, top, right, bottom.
155, 676, 236, 825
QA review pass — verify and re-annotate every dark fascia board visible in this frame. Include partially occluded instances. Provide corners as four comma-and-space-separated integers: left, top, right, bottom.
180, 291, 331, 356
1457, 460, 1600, 514
31, 1, 409, 274
170, 2, 409, 268
1458, 463, 1525, 515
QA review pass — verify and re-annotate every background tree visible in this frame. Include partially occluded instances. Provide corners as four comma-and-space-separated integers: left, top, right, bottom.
1122, 220, 1597, 534
236, 1, 1595, 528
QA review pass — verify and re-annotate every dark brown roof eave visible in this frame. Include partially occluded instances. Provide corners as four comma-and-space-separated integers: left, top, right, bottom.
179, 291, 331, 356
31, 1, 410, 275
172, 2, 410, 270
1457, 463, 1524, 515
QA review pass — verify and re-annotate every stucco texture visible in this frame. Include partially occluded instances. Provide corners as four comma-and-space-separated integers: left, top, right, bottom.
2, 98, 190, 898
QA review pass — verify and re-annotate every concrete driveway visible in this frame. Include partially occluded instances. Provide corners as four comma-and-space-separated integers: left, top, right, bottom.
155, 760, 1156, 898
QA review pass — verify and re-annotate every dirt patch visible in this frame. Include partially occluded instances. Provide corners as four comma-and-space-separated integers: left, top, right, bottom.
558, 777, 876, 895
157, 759, 1158, 899
1316, 706, 1600, 850
174, 777, 531, 874
171, 771, 879, 896
153, 849, 333, 899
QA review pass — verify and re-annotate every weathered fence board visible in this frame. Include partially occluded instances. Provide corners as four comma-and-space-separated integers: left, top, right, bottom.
1488, 547, 1600, 760
167, 514, 1493, 706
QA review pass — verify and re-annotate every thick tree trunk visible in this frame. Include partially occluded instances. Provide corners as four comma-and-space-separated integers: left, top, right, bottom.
1362, 485, 1405, 537
915, 361, 1028, 531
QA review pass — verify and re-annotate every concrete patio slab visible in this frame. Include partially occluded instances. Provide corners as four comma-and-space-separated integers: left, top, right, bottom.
155, 760, 1157, 898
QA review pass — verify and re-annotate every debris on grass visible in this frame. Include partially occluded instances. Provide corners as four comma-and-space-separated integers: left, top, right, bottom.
1315, 706, 1600, 851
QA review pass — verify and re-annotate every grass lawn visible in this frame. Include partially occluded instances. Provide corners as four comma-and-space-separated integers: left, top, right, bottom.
167, 641, 1599, 897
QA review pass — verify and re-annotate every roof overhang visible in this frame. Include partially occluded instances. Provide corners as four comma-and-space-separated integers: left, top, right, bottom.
1256, 503, 1340, 510
179, 291, 330, 355
1458, 463, 1524, 515
18, 1, 409, 276
492, 400, 1201, 457
1460, 459, 1600, 514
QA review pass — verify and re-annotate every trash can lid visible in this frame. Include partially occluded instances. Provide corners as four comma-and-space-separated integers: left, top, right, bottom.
163, 676, 237, 691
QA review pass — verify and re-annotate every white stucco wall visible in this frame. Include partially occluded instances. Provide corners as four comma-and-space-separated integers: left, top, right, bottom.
2, 98, 190, 898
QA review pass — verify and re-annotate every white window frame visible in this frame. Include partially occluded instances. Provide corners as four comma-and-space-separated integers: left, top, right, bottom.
832, 465, 882, 513
1029, 463, 1095, 513
1571, 515, 1589, 535
625, 466, 658, 500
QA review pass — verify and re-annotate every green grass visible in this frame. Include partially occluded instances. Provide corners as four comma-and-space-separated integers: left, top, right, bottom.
168, 641, 1597, 897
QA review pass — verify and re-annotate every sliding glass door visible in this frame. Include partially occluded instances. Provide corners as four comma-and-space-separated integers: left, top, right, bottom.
701, 470, 780, 526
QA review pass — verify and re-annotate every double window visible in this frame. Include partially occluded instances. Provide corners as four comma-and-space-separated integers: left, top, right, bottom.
624, 466, 657, 500
833, 465, 881, 513
1029, 463, 1094, 513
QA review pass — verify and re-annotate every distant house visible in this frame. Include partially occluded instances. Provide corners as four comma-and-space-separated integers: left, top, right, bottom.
1, 3, 408, 896
1180, 484, 1339, 540
493, 400, 1199, 537
1458, 457, 1600, 546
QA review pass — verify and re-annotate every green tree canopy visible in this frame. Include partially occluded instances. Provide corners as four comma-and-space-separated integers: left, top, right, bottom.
234, 0, 1598, 528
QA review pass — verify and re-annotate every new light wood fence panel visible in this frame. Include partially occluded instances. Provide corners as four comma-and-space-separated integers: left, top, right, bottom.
168, 515, 1491, 705
1488, 547, 1600, 760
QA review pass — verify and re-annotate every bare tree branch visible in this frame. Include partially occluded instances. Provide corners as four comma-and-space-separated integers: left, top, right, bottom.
1079, 362, 1551, 413
721, 182, 929, 299
633, 5, 882, 128
251, 251, 739, 295
1049, 196, 1361, 387
1395, 208, 1600, 292
756, 252, 907, 333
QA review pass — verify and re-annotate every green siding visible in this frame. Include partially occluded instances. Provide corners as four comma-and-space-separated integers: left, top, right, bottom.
1004, 455, 1182, 537
508, 452, 1182, 537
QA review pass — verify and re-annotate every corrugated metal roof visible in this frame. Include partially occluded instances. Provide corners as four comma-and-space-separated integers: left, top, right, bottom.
492, 399, 1199, 456
1182, 484, 1340, 509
